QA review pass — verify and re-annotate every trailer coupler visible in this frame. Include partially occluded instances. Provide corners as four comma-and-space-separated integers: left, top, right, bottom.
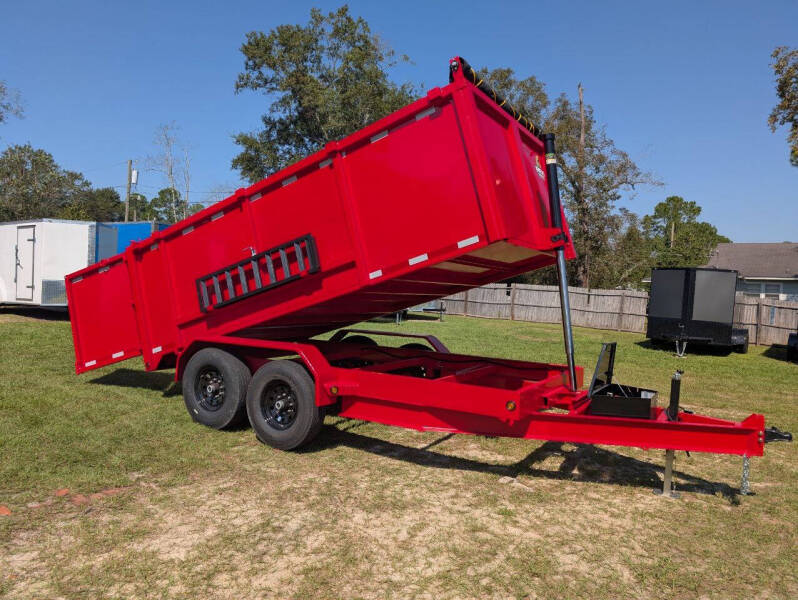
740, 428, 791, 497
764, 426, 793, 443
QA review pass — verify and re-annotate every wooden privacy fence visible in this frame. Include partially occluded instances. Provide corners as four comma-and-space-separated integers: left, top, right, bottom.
442, 283, 798, 345
732, 295, 798, 346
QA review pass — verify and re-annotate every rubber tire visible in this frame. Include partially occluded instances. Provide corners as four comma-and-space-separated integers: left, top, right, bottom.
246, 360, 323, 450
182, 348, 251, 430
734, 340, 749, 354
400, 342, 430, 351
342, 335, 377, 346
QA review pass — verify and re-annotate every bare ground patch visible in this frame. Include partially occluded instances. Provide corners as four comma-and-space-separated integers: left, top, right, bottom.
2, 419, 796, 599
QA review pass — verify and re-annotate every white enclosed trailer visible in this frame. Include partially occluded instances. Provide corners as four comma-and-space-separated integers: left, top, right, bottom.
0, 219, 116, 308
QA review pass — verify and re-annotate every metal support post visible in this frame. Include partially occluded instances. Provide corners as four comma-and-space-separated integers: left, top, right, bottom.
667, 370, 683, 421
543, 133, 577, 392
654, 449, 680, 498
740, 455, 751, 496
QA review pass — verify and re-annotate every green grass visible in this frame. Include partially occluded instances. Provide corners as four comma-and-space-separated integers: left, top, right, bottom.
1, 310, 796, 599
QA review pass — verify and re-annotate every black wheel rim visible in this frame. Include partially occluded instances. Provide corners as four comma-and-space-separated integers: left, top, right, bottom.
195, 366, 226, 411
261, 379, 298, 430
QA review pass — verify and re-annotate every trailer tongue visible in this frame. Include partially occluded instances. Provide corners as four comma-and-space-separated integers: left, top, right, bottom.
66, 56, 790, 496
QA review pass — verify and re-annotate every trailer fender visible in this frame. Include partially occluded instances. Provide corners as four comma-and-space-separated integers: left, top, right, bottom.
175, 336, 339, 407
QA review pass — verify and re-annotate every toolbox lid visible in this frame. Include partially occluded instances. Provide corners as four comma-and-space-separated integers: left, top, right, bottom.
588, 342, 617, 397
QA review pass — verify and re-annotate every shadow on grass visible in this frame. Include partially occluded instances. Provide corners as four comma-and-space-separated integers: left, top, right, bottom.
368, 313, 443, 323
762, 344, 795, 362
0, 306, 69, 321
306, 421, 742, 503
89, 368, 180, 397
635, 339, 735, 357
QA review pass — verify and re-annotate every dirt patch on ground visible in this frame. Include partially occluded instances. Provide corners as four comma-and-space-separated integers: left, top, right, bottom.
2, 424, 796, 599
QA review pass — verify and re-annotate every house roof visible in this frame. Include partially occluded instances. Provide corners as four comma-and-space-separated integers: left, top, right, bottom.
705, 243, 798, 279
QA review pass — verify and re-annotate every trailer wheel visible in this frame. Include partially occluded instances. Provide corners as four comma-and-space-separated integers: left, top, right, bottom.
400, 342, 429, 351
734, 340, 749, 354
246, 360, 323, 450
342, 335, 378, 346
182, 348, 251, 430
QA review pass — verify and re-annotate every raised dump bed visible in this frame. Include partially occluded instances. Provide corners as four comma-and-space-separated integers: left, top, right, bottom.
67, 59, 572, 374
66, 57, 790, 495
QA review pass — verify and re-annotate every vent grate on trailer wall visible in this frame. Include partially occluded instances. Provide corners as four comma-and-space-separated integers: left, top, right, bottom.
41, 279, 67, 305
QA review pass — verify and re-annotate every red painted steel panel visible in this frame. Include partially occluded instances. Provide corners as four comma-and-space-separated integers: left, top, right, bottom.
344, 101, 486, 275
472, 97, 529, 240
68, 257, 141, 373
129, 241, 178, 370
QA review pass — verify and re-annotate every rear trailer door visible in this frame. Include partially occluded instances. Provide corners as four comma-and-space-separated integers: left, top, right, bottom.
67, 256, 142, 373
15, 225, 35, 301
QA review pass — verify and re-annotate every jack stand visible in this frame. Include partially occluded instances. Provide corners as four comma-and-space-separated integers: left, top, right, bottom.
740, 455, 751, 495
675, 340, 688, 357
654, 449, 680, 498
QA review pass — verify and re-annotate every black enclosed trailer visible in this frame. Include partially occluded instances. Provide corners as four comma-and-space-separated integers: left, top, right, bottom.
646, 267, 748, 355
788, 331, 798, 363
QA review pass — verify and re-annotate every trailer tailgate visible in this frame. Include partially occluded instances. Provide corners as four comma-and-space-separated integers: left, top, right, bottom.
67, 255, 141, 373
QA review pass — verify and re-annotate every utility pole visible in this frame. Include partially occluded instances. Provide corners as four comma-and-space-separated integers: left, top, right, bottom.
124, 159, 132, 222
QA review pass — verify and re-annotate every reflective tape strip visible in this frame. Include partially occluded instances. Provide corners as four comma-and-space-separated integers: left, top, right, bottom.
408, 253, 428, 266
319, 158, 332, 168
112, 351, 124, 359
370, 130, 388, 143
182, 226, 194, 235
250, 192, 262, 202
85, 360, 96, 367
457, 235, 479, 248
152, 346, 162, 354
282, 175, 297, 187
211, 212, 224, 221
415, 107, 436, 121
369, 269, 383, 280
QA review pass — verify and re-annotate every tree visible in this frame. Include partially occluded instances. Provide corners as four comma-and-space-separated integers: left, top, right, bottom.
0, 80, 23, 129
0, 144, 90, 221
57, 187, 124, 221
149, 187, 183, 223
642, 196, 730, 268
480, 68, 659, 288
148, 123, 193, 222
128, 193, 155, 221
232, 5, 417, 182
769, 46, 798, 166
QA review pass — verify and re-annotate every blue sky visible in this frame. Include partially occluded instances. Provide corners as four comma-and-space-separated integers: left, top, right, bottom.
1, 0, 795, 241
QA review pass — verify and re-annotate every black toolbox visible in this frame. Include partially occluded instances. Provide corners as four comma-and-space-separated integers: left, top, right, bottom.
587, 343, 658, 419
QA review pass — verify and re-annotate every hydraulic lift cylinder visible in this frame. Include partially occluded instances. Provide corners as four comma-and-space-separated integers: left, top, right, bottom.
543, 133, 577, 392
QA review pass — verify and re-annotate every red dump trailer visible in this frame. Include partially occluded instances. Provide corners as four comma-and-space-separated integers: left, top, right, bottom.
66, 57, 789, 495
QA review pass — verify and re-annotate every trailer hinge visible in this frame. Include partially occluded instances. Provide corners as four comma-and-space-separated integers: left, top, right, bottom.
550, 231, 567, 244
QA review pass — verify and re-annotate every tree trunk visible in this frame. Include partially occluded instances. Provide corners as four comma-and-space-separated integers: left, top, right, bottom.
577, 83, 589, 289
